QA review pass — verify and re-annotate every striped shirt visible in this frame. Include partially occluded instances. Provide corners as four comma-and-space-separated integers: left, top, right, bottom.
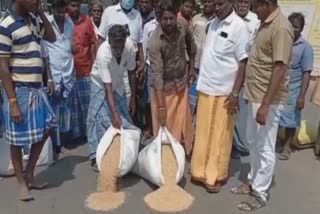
0, 9, 44, 84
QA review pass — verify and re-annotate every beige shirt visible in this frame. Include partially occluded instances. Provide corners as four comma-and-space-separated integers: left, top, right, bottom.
244, 7, 294, 104
192, 13, 214, 69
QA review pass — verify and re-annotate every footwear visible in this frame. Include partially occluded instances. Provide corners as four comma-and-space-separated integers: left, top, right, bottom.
206, 182, 221, 194
314, 143, 320, 157
238, 194, 267, 211
278, 148, 291, 160
91, 159, 99, 173
231, 183, 252, 195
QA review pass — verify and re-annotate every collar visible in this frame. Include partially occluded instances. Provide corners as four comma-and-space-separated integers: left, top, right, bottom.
218, 10, 236, 24
294, 36, 304, 45
244, 11, 256, 22
201, 13, 215, 21
264, 7, 280, 24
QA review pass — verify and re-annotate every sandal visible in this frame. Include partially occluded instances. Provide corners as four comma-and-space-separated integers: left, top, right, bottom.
238, 195, 266, 211
206, 182, 221, 194
231, 183, 252, 195
278, 148, 291, 160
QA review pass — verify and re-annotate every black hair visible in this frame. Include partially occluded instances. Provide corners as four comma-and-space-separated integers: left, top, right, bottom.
289, 12, 305, 30
108, 25, 128, 43
68, 0, 81, 4
158, 0, 177, 18
182, 0, 195, 5
52, 0, 67, 9
90, 0, 103, 11
255, 0, 278, 5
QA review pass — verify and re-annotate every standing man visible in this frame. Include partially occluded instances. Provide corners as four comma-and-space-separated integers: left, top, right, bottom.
232, 0, 294, 211
90, 1, 104, 37
149, 0, 196, 155
68, 0, 97, 141
178, 0, 194, 24
98, 0, 144, 117
138, 0, 155, 26
191, 0, 250, 193
278, 13, 313, 160
46, 0, 75, 151
0, 0, 56, 201
232, 0, 260, 158
87, 25, 137, 171
189, 0, 215, 118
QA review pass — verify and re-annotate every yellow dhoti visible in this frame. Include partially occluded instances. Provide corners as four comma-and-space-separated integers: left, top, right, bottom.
151, 87, 194, 155
191, 92, 235, 186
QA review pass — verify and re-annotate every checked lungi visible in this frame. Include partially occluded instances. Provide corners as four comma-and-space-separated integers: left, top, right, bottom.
71, 76, 90, 140
87, 80, 135, 160
1, 86, 56, 146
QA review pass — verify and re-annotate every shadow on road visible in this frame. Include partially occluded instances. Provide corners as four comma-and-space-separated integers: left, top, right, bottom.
34, 155, 88, 189
229, 158, 250, 183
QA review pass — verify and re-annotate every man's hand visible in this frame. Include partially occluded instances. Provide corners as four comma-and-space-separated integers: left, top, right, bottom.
296, 96, 305, 111
10, 101, 22, 123
111, 111, 122, 129
136, 60, 145, 85
256, 104, 269, 126
224, 94, 239, 115
129, 96, 136, 117
158, 107, 167, 126
47, 80, 54, 96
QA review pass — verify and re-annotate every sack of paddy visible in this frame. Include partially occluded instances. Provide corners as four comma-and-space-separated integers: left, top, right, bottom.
86, 126, 141, 212
133, 127, 194, 212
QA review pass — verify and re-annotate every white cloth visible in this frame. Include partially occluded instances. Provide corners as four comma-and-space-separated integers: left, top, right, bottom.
244, 11, 260, 48
142, 18, 158, 66
90, 40, 136, 95
246, 102, 284, 202
197, 11, 250, 96
98, 3, 143, 50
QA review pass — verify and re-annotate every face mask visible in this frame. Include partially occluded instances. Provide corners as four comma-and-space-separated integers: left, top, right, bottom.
121, 0, 134, 11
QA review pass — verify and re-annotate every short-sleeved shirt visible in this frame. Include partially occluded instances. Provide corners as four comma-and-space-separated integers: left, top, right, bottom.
73, 14, 96, 77
46, 15, 74, 86
90, 39, 136, 95
148, 18, 196, 93
0, 10, 44, 83
243, 11, 260, 48
244, 8, 294, 104
192, 13, 214, 69
142, 18, 158, 66
289, 36, 314, 90
197, 11, 250, 96
98, 3, 143, 50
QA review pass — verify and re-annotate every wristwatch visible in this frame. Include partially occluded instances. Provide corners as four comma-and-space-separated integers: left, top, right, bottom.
231, 90, 239, 98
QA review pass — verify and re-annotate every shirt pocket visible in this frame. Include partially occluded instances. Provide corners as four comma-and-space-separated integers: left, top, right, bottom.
213, 32, 236, 55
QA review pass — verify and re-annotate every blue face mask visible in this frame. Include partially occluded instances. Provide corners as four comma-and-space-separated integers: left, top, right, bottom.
121, 0, 134, 11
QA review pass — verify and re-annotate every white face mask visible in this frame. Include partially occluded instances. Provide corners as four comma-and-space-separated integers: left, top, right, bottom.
121, 0, 134, 11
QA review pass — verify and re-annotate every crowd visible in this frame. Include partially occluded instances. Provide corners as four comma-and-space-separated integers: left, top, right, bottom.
0, 0, 320, 212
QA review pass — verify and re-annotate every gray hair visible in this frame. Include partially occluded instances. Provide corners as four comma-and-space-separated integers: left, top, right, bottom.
108, 25, 128, 43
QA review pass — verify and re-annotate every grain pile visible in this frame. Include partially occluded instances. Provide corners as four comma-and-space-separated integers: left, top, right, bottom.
86, 135, 126, 211
144, 144, 194, 212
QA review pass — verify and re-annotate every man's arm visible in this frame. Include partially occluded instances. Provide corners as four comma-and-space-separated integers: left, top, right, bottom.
104, 83, 122, 129
185, 23, 196, 79
0, 58, 22, 122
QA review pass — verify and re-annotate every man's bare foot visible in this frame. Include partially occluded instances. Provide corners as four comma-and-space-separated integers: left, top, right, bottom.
24, 176, 48, 190
18, 183, 34, 201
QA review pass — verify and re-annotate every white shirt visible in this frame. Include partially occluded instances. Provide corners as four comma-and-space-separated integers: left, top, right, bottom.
98, 3, 143, 50
243, 11, 260, 48
142, 18, 158, 66
91, 40, 136, 95
197, 11, 250, 96
91, 17, 99, 39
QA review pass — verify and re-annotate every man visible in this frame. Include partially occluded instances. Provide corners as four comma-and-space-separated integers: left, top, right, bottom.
0, 0, 56, 201
232, 0, 260, 158
89, 0, 116, 9
190, 0, 250, 193
278, 13, 313, 160
90, 1, 104, 36
231, 0, 294, 211
189, 0, 215, 117
87, 25, 137, 171
68, 0, 96, 141
98, 0, 144, 115
149, 0, 196, 155
178, 0, 194, 24
46, 0, 75, 151
138, 0, 155, 26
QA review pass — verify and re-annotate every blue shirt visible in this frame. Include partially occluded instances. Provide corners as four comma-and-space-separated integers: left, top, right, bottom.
0, 9, 43, 84
289, 37, 314, 90
45, 15, 74, 97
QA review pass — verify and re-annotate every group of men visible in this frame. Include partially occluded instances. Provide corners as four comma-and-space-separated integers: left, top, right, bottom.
0, 0, 317, 211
